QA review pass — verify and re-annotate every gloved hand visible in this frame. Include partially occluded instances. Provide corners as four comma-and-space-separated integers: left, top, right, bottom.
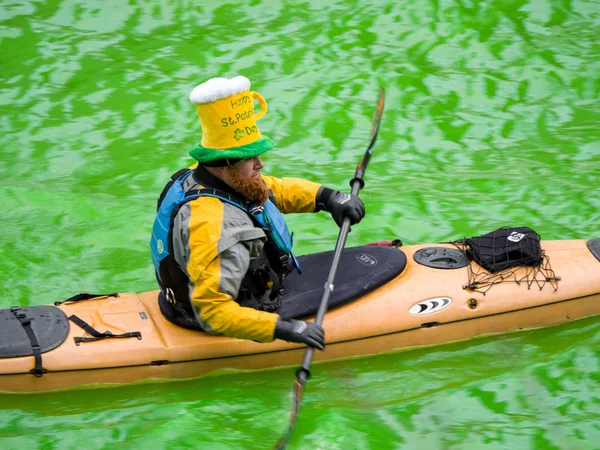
316, 186, 365, 228
274, 318, 325, 350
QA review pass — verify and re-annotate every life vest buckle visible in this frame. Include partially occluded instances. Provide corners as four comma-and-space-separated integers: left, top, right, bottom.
165, 287, 176, 304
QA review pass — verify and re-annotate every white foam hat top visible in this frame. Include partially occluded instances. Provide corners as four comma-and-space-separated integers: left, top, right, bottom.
189, 76, 251, 104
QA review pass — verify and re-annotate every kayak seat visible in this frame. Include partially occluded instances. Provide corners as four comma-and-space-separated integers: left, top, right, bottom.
278, 245, 407, 319
159, 245, 407, 329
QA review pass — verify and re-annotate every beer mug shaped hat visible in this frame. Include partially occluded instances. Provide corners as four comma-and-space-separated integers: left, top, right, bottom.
189, 76, 275, 163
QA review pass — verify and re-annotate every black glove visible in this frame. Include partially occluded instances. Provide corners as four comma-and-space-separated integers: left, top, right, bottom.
274, 318, 325, 350
315, 186, 365, 228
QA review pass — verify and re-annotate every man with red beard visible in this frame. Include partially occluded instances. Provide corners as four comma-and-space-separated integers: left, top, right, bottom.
151, 76, 364, 349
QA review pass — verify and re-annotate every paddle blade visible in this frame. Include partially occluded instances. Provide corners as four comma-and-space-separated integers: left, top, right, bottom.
274, 379, 304, 450
369, 87, 385, 143
355, 88, 385, 184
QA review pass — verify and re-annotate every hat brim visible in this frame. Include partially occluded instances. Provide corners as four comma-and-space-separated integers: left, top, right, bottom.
189, 136, 275, 163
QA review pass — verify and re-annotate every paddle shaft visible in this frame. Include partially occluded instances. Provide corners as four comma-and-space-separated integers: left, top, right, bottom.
296, 180, 361, 386
296, 88, 383, 384
274, 88, 384, 450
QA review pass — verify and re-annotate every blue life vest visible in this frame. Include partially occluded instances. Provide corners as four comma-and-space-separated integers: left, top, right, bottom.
150, 169, 301, 302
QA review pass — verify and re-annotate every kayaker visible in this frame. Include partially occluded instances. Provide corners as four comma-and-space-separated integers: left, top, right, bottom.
150, 75, 365, 350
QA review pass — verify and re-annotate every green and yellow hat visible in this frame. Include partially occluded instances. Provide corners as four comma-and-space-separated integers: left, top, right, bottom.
188, 76, 275, 164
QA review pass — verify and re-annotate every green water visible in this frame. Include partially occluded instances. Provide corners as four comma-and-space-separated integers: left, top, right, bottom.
1, 0, 599, 448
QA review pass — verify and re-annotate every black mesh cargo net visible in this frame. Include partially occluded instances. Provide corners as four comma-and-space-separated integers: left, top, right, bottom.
452, 227, 560, 294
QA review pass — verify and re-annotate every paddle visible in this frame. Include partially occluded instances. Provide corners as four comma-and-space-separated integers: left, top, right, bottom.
274, 87, 385, 450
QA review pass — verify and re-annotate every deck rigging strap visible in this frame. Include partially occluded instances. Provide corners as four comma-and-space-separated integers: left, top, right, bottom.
54, 292, 119, 306
9, 306, 46, 377
68, 315, 141, 345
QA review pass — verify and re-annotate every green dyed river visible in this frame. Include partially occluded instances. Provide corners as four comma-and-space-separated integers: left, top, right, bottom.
1, 0, 599, 448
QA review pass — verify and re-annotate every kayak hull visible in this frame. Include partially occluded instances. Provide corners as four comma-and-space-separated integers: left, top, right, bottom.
1, 240, 599, 393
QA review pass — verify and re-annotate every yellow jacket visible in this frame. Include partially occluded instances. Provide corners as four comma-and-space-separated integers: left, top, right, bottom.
171, 168, 321, 342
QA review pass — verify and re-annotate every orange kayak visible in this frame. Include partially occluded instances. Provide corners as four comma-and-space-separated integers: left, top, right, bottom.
1, 239, 599, 393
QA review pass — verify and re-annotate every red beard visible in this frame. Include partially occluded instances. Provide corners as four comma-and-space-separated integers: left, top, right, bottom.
225, 165, 270, 205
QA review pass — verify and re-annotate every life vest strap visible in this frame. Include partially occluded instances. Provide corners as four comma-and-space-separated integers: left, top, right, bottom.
69, 315, 142, 346
186, 188, 247, 208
